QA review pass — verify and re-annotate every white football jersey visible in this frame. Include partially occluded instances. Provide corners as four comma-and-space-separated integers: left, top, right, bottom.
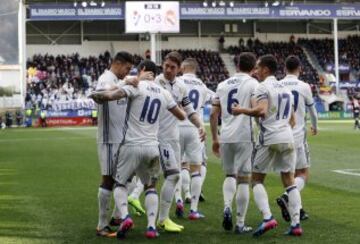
253, 76, 294, 145
213, 73, 258, 143
199, 88, 216, 121
155, 74, 193, 141
280, 75, 315, 146
96, 70, 127, 144
178, 73, 208, 127
121, 80, 177, 146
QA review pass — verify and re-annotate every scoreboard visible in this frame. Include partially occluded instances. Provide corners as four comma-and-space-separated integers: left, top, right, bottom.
125, 1, 180, 33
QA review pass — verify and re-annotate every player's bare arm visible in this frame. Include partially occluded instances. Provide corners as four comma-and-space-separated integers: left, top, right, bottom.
188, 112, 206, 142
308, 104, 318, 135
210, 104, 221, 157
90, 88, 128, 103
231, 99, 268, 118
169, 105, 186, 121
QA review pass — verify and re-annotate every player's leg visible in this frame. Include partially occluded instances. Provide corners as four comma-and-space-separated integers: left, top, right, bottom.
158, 142, 183, 232
96, 143, 116, 237
128, 176, 145, 215
175, 132, 186, 206
234, 143, 253, 234
111, 176, 135, 226
278, 144, 302, 236
181, 162, 191, 203
113, 145, 137, 239
252, 145, 278, 237
278, 143, 310, 222
137, 146, 161, 239
169, 140, 185, 218
220, 143, 237, 231
185, 128, 205, 220
199, 141, 208, 202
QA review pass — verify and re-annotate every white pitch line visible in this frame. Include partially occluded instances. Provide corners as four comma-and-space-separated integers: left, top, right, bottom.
332, 169, 360, 177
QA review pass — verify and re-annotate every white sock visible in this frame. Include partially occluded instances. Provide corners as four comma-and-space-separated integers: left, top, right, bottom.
97, 187, 112, 229
253, 183, 272, 220
127, 177, 137, 195
145, 188, 159, 228
190, 171, 202, 211
114, 186, 129, 219
181, 169, 191, 199
223, 177, 236, 210
111, 204, 121, 219
294, 176, 305, 192
287, 185, 302, 226
200, 163, 207, 186
236, 183, 250, 227
174, 174, 183, 203
129, 179, 144, 200
159, 174, 179, 222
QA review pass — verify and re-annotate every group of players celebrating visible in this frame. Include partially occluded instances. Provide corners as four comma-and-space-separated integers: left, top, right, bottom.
89, 50, 318, 240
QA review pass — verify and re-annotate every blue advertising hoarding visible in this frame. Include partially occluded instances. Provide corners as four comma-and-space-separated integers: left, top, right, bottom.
29, 3, 360, 21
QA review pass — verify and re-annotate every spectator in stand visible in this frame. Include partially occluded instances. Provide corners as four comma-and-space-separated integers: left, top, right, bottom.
228, 40, 319, 91
162, 49, 229, 91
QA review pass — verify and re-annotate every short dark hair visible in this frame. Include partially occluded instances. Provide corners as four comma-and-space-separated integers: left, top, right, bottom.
258, 55, 277, 74
137, 60, 158, 76
285, 55, 301, 72
237, 52, 256, 72
164, 51, 182, 67
113, 51, 134, 64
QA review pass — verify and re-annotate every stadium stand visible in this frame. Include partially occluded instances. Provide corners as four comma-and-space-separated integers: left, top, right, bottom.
26, 49, 229, 110
227, 39, 319, 94
25, 52, 143, 110
298, 35, 360, 81
162, 49, 229, 91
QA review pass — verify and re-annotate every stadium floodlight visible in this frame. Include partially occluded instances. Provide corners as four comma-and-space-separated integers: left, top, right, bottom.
101, 1, 105, 7
81, 1, 87, 7
211, 1, 216, 7
290, 0, 294, 6
73, 1, 77, 7
229, 1, 234, 7
89, 0, 97, 7
264, 1, 269, 7
242, 19, 246, 23
272, 1, 280, 7
219, 1, 226, 7
203, 1, 208, 7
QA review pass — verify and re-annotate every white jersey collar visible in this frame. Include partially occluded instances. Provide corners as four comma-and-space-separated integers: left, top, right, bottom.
234, 72, 251, 78
264, 75, 277, 82
183, 73, 196, 78
284, 74, 298, 80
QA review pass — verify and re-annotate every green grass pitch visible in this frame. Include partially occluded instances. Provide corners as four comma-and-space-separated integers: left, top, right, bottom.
0, 121, 360, 243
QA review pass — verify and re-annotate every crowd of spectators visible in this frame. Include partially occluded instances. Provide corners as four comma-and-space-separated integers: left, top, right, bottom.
298, 35, 360, 80
25, 52, 143, 110
26, 50, 228, 110
162, 49, 229, 91
227, 39, 319, 92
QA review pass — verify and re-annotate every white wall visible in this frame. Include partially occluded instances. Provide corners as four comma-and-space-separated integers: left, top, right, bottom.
26, 31, 360, 58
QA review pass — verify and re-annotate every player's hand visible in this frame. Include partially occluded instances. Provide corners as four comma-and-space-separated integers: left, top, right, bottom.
212, 140, 220, 158
198, 127, 206, 142
138, 71, 154, 82
231, 104, 243, 115
311, 126, 318, 135
125, 77, 140, 87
